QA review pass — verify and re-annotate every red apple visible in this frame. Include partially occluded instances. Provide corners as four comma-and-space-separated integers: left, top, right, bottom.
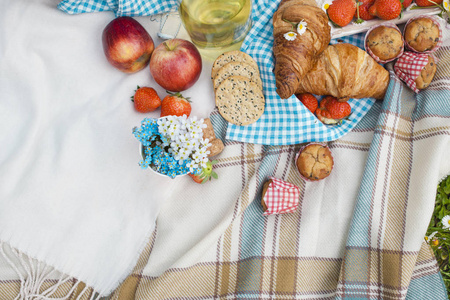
102, 17, 154, 73
149, 39, 202, 92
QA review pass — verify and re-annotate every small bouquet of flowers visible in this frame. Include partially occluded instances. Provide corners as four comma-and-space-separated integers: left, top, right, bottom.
132, 115, 211, 178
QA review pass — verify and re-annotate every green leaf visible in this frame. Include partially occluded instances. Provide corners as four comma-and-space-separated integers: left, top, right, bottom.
443, 195, 450, 205
211, 171, 218, 179
444, 183, 450, 195
439, 206, 446, 220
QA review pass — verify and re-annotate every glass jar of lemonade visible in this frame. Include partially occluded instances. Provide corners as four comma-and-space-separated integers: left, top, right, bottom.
179, 0, 252, 49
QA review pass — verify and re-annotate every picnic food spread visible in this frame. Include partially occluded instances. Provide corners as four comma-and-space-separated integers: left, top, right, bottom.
101, 1, 443, 187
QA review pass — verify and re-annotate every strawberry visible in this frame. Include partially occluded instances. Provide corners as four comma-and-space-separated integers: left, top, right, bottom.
188, 160, 218, 184
369, 0, 402, 20
415, 0, 442, 6
355, 0, 375, 22
328, 0, 357, 27
315, 96, 351, 125
160, 91, 192, 117
402, 0, 413, 8
131, 86, 161, 113
296, 93, 318, 113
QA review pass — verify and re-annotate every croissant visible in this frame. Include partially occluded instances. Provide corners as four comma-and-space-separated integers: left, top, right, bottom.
295, 43, 390, 101
273, 0, 331, 99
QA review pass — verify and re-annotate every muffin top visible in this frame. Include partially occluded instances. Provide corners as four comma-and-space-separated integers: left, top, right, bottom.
404, 17, 440, 52
296, 143, 333, 181
366, 26, 404, 61
415, 55, 437, 90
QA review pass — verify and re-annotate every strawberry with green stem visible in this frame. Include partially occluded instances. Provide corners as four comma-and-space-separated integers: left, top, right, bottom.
131, 86, 161, 113
188, 160, 219, 184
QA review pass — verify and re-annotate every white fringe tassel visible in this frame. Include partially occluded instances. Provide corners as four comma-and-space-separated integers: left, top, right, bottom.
0, 242, 102, 300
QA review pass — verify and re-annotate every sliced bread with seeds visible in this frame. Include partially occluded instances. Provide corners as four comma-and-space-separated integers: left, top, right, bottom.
215, 75, 265, 126
211, 50, 259, 79
213, 61, 263, 91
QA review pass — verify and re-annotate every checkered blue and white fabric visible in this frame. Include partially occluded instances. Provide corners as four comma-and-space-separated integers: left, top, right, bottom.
57, 0, 180, 16
57, 0, 377, 145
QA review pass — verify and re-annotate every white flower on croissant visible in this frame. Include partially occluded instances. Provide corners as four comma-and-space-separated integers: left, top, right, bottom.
284, 31, 297, 41
297, 20, 307, 35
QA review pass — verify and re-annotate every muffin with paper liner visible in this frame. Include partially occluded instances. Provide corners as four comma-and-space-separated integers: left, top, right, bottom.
295, 143, 334, 182
394, 52, 437, 93
403, 15, 443, 53
261, 177, 300, 216
365, 22, 404, 64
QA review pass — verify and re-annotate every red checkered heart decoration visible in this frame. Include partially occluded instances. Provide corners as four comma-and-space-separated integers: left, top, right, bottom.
262, 177, 300, 216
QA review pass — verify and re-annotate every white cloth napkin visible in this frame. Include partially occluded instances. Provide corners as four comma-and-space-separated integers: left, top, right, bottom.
0, 0, 215, 296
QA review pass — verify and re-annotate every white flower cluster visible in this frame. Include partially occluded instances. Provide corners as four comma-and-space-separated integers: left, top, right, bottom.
157, 115, 211, 172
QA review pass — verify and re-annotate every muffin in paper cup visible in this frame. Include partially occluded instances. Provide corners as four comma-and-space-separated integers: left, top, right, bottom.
394, 51, 438, 93
261, 177, 300, 216
364, 22, 404, 64
403, 15, 443, 54
295, 143, 334, 182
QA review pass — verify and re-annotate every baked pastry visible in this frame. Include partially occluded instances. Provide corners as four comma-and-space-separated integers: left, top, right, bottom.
273, 0, 331, 99
294, 43, 390, 101
211, 50, 259, 79
261, 177, 300, 215
261, 179, 271, 212
366, 26, 403, 61
202, 118, 224, 157
415, 55, 437, 90
404, 17, 440, 52
296, 143, 333, 181
215, 75, 265, 126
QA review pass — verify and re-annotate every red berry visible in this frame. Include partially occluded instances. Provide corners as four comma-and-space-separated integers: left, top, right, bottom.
355, 0, 376, 21
402, 0, 413, 8
369, 0, 402, 20
188, 173, 203, 184
315, 96, 352, 125
296, 93, 318, 113
328, 0, 357, 27
131, 86, 161, 113
160, 92, 192, 117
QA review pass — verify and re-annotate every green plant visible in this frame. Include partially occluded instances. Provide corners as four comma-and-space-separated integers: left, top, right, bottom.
426, 174, 450, 296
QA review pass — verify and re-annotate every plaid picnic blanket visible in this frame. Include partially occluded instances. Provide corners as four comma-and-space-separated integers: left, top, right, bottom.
106, 49, 450, 299
2, 50, 449, 299
0, 1, 446, 299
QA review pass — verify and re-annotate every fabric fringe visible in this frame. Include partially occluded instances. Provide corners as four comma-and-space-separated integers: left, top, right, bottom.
0, 242, 102, 300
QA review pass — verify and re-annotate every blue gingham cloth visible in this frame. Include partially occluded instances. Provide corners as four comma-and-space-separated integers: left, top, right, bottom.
57, 0, 376, 146
57, 0, 179, 16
